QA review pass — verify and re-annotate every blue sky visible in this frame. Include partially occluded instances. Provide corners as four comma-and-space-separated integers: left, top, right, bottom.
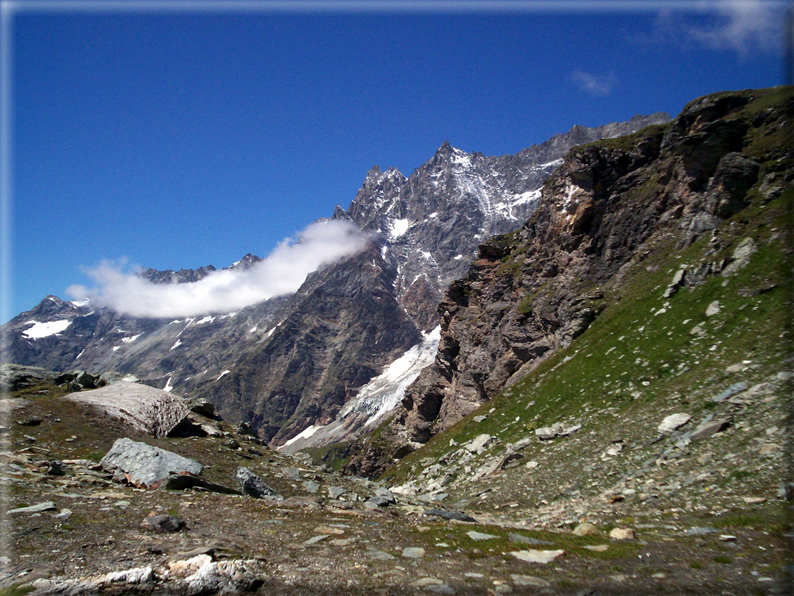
4, 1, 787, 320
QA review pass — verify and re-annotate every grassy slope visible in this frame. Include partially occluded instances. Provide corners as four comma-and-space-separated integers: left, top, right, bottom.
381, 89, 792, 548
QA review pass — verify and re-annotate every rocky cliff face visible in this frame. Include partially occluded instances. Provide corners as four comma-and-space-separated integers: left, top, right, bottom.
336, 113, 671, 332
344, 87, 792, 475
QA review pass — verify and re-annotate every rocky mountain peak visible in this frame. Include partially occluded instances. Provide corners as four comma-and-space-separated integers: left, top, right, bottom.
227, 253, 262, 271
137, 265, 217, 285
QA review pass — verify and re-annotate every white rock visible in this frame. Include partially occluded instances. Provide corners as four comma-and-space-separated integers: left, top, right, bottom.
658, 413, 691, 434
705, 301, 720, 316
510, 549, 564, 563
609, 527, 635, 540
466, 434, 492, 453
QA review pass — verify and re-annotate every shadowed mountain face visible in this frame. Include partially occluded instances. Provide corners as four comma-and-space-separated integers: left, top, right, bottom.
3, 112, 670, 447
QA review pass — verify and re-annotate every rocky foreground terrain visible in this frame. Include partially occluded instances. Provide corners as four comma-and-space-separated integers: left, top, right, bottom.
0, 359, 790, 595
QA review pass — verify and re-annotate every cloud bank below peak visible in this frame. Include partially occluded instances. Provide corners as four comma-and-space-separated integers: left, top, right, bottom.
67, 219, 369, 319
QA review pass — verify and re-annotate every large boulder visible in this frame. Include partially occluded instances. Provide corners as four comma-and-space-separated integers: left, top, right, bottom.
101, 438, 203, 488
66, 382, 191, 437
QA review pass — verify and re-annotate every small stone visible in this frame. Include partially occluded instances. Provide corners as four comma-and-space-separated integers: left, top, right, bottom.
473, 415, 488, 423
742, 496, 766, 504
313, 525, 345, 535
374, 487, 396, 502
511, 574, 551, 588
712, 381, 748, 402
327, 486, 346, 499
423, 508, 476, 522
283, 467, 300, 481
584, 544, 609, 552
145, 514, 185, 533
510, 549, 564, 564
303, 535, 329, 545
508, 533, 553, 546
17, 417, 42, 426
720, 535, 737, 542
46, 461, 66, 476
8, 502, 57, 514
409, 578, 443, 588
329, 538, 354, 546
691, 419, 731, 441
609, 528, 635, 540
759, 443, 779, 456
302, 480, 319, 494
525, 460, 539, 469
658, 413, 691, 434
401, 547, 425, 558
365, 496, 391, 509
467, 531, 498, 540
705, 301, 720, 316
683, 527, 716, 536
573, 522, 599, 536
466, 434, 493, 453
364, 550, 395, 560
235, 467, 283, 500
427, 585, 455, 595
535, 427, 557, 441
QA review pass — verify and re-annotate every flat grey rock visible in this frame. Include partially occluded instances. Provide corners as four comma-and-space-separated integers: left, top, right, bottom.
401, 547, 425, 558
466, 531, 498, 540
423, 508, 476, 522
8, 501, 57, 514
101, 438, 203, 488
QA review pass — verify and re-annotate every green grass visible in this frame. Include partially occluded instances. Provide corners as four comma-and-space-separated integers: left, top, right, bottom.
0, 585, 36, 596
302, 442, 353, 471
711, 513, 766, 529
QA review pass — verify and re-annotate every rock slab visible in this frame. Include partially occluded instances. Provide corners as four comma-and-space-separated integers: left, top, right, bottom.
101, 438, 203, 488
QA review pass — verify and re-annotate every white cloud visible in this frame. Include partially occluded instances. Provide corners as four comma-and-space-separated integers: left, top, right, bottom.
649, 1, 782, 57
685, 0, 780, 56
569, 70, 619, 96
67, 219, 369, 318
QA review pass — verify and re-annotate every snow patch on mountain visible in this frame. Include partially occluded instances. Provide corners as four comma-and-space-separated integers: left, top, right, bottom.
279, 424, 323, 451
345, 325, 441, 427
279, 326, 441, 453
22, 319, 72, 339
388, 218, 411, 241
